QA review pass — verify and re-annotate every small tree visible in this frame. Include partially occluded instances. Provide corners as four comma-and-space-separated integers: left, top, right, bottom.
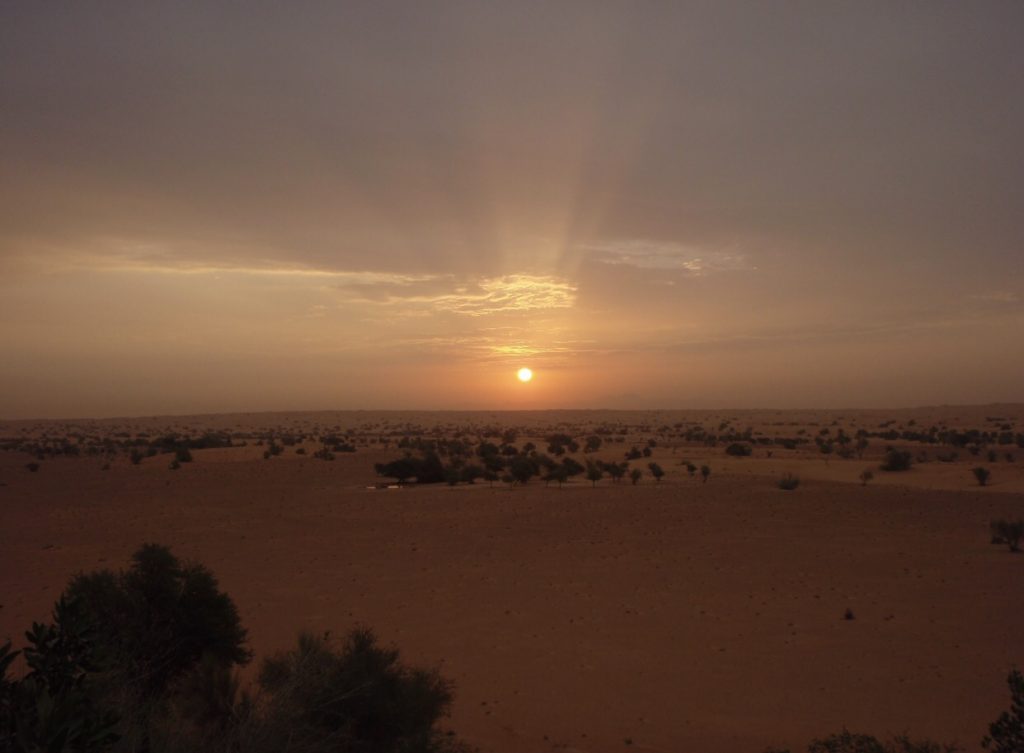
700, 465, 711, 483
585, 461, 603, 487
972, 467, 992, 487
629, 468, 642, 485
859, 469, 874, 486
648, 462, 664, 483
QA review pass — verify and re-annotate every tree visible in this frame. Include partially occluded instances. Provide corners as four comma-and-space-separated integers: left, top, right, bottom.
584, 435, 602, 453
508, 455, 537, 486
700, 465, 711, 483
972, 467, 992, 487
983, 669, 1024, 753
256, 629, 461, 753
545, 465, 570, 487
648, 462, 664, 483
62, 544, 250, 700
859, 469, 874, 486
561, 457, 585, 481
585, 461, 603, 487
725, 443, 752, 457
629, 468, 642, 485
604, 461, 627, 483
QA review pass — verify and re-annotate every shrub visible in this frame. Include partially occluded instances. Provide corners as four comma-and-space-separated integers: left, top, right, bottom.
170, 459, 181, 470
983, 669, 1024, 753
585, 461, 603, 487
25, 462, 40, 472
880, 449, 913, 472
130, 449, 143, 465
62, 544, 250, 699
700, 465, 711, 483
254, 629, 466, 753
629, 468, 642, 485
0, 600, 120, 753
972, 467, 991, 486
778, 473, 800, 491
860, 469, 874, 486
648, 462, 664, 482
175, 447, 193, 463
725, 443, 752, 457
990, 519, 1023, 552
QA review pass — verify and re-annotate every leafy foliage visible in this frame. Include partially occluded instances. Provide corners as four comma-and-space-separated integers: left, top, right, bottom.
983, 669, 1024, 753
62, 543, 251, 699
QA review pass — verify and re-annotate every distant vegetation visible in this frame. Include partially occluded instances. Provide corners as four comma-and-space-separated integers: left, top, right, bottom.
880, 448, 913, 472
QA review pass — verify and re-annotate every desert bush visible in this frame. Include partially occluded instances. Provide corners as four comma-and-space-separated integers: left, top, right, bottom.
25, 462, 40, 472
725, 442, 752, 457
778, 473, 800, 490
983, 669, 1024, 753
972, 467, 991, 486
62, 544, 250, 700
629, 468, 642, 485
170, 459, 181, 470
0, 599, 120, 753
648, 462, 664, 482
860, 469, 874, 486
989, 519, 1023, 552
130, 449, 143, 465
175, 447, 193, 463
252, 629, 466, 753
585, 461, 603, 487
700, 465, 711, 483
881, 448, 913, 472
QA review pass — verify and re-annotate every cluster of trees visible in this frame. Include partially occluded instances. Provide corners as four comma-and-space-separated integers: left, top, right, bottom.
0, 545, 468, 753
373, 441, 671, 487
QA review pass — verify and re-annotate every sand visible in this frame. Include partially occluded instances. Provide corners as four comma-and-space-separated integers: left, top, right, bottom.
2, 407, 1023, 752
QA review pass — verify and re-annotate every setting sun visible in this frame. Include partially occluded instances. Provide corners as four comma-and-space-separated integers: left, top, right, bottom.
517, 367, 533, 383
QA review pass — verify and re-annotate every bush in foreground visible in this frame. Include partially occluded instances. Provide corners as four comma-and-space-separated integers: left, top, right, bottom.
1, 545, 470, 753
253, 630, 468, 753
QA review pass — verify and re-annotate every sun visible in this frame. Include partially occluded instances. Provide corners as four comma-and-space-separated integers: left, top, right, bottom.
517, 367, 533, 383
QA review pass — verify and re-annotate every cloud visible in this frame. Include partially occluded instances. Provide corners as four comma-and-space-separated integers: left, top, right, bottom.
583, 239, 753, 274
340, 274, 577, 317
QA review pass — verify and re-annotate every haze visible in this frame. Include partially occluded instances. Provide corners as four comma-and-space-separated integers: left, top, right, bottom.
2, 2, 1022, 418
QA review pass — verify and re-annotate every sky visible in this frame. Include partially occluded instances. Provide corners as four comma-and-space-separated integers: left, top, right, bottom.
1, 2, 1022, 418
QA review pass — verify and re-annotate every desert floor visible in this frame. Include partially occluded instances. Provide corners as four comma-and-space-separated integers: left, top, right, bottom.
2, 407, 1023, 752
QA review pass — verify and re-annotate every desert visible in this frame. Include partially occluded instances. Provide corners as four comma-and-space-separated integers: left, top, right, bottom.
3, 407, 1022, 752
